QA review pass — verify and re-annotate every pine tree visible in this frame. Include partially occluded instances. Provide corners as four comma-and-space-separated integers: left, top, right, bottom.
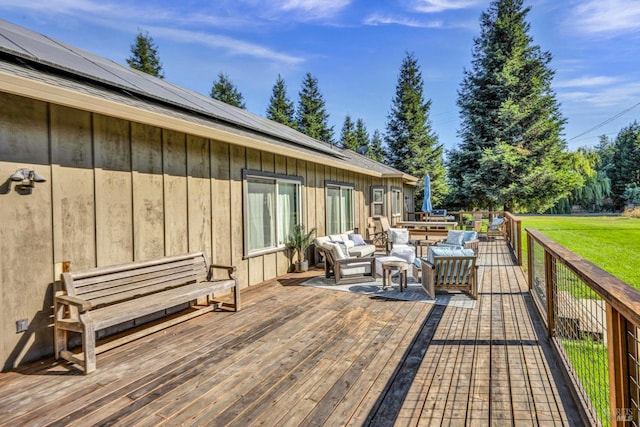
355, 119, 370, 154
384, 52, 447, 206
210, 73, 246, 109
609, 122, 640, 209
296, 73, 334, 143
449, 0, 579, 212
370, 130, 385, 162
266, 74, 295, 128
126, 30, 164, 78
340, 115, 358, 150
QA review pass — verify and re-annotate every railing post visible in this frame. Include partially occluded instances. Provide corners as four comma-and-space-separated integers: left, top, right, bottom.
607, 304, 631, 425
516, 219, 522, 266
526, 232, 533, 291
545, 250, 555, 338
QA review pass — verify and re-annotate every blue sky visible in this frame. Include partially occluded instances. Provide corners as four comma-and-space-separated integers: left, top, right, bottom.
1, 0, 639, 153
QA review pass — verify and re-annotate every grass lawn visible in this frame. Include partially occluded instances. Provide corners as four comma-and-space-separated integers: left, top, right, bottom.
520, 215, 640, 290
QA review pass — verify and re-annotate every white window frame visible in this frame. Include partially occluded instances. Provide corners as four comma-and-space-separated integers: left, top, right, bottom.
243, 170, 303, 258
325, 181, 355, 235
371, 186, 385, 217
391, 186, 403, 218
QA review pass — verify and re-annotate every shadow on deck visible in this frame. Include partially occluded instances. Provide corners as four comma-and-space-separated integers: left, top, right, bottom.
0, 239, 583, 426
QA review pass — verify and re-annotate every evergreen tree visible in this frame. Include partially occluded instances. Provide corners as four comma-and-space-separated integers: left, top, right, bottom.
340, 115, 358, 150
609, 122, 640, 209
384, 52, 447, 206
370, 130, 386, 162
449, 0, 579, 212
210, 72, 246, 109
355, 119, 370, 154
266, 74, 296, 128
296, 73, 334, 143
126, 29, 164, 78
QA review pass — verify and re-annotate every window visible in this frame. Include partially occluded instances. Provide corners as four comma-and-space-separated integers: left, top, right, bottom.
326, 182, 354, 235
244, 170, 302, 256
391, 187, 403, 217
371, 186, 385, 216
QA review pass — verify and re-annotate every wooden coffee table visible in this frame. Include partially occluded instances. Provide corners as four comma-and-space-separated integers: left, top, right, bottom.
381, 260, 409, 292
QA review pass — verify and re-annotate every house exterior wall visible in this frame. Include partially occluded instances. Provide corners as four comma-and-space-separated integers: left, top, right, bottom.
0, 91, 404, 370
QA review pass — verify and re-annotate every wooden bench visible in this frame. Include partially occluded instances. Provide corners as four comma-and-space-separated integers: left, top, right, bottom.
54, 252, 240, 374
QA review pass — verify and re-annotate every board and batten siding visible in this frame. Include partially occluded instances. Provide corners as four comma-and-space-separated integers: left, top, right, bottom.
0, 92, 400, 369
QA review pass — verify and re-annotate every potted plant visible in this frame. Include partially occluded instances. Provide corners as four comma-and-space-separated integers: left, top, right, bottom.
286, 224, 317, 272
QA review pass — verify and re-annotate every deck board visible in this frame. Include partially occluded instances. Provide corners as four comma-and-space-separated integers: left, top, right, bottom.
0, 239, 583, 426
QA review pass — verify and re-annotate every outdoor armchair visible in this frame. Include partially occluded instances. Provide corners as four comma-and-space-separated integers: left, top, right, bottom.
317, 242, 376, 285
421, 247, 478, 299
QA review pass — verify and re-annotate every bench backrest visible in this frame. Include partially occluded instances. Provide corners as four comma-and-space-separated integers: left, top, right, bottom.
61, 252, 209, 309
432, 256, 476, 285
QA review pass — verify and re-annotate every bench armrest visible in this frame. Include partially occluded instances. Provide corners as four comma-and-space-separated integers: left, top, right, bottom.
55, 295, 92, 312
208, 264, 237, 281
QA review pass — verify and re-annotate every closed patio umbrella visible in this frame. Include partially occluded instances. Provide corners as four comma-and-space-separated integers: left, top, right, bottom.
421, 175, 432, 214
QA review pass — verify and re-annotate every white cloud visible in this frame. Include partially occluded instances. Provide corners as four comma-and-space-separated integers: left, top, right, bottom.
274, 0, 351, 18
150, 27, 304, 65
570, 0, 640, 35
364, 14, 443, 28
411, 0, 480, 13
555, 76, 621, 88
559, 81, 640, 108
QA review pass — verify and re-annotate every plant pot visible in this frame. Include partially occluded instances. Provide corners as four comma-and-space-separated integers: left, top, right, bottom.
295, 260, 309, 272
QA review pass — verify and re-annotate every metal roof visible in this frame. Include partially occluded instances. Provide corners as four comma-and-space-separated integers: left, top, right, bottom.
0, 19, 413, 181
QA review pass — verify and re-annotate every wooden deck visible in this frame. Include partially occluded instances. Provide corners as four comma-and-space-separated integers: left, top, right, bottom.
0, 239, 582, 426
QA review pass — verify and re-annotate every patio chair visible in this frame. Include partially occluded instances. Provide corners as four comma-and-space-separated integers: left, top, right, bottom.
436, 230, 479, 253
387, 227, 417, 264
486, 217, 505, 239
371, 216, 391, 249
317, 242, 377, 285
421, 247, 478, 299
465, 213, 483, 233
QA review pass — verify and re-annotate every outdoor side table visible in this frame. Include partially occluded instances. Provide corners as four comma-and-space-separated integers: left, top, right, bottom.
381, 260, 409, 292
413, 239, 435, 257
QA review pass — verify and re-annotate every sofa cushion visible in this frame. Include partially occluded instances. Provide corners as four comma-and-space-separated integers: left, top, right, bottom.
445, 230, 465, 246
348, 244, 375, 258
315, 236, 330, 247
427, 247, 474, 264
348, 233, 367, 246
323, 242, 347, 260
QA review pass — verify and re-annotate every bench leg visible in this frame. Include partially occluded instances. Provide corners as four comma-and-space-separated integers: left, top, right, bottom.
54, 326, 67, 360
54, 302, 67, 359
81, 317, 96, 374
233, 283, 241, 311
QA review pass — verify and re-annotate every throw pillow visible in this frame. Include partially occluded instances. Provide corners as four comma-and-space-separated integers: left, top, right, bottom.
445, 230, 465, 246
389, 228, 409, 244
463, 231, 477, 242
348, 233, 367, 246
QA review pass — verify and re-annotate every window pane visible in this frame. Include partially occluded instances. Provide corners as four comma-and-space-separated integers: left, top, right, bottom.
342, 188, 353, 231
373, 188, 383, 203
247, 179, 276, 252
373, 204, 383, 216
277, 182, 299, 245
326, 187, 340, 235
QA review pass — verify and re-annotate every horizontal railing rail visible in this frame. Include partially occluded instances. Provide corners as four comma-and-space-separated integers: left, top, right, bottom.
527, 228, 640, 426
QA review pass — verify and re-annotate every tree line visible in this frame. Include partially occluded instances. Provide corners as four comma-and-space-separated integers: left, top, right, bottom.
127, 0, 639, 214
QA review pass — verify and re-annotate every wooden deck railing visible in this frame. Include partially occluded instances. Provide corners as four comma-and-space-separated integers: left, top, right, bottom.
527, 228, 640, 426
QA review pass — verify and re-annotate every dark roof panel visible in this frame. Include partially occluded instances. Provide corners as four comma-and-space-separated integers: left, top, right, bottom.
0, 18, 346, 159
